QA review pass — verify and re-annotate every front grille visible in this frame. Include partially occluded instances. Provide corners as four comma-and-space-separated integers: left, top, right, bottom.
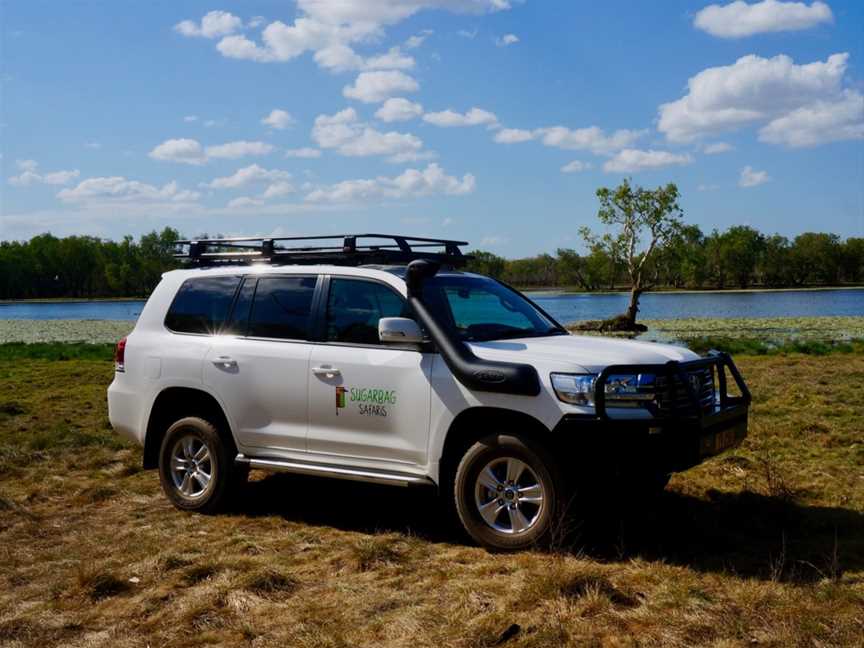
656, 367, 716, 415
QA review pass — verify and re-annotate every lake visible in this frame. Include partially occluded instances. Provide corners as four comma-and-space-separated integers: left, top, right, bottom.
0, 288, 861, 323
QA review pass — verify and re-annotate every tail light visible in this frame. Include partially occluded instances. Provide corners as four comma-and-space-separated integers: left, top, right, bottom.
115, 336, 127, 372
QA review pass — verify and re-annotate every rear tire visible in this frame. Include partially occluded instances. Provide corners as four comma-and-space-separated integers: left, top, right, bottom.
454, 434, 564, 551
158, 416, 242, 514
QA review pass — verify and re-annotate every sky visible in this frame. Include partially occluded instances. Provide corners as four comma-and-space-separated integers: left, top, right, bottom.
1, 0, 863, 256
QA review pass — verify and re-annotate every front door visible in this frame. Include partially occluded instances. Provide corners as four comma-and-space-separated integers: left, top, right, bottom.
204, 274, 319, 453
307, 277, 432, 467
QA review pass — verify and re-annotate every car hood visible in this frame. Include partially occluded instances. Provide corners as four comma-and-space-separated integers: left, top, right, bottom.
467, 333, 700, 374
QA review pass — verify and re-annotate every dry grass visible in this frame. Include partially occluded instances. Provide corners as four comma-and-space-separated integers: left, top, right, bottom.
0, 354, 862, 647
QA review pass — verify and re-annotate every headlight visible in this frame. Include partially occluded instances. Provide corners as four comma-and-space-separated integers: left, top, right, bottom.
551, 373, 597, 406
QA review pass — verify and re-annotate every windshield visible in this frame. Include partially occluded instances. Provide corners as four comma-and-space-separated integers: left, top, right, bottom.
423, 275, 565, 342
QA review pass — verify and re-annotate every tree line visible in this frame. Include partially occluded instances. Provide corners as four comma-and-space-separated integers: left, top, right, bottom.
468, 226, 864, 292
0, 229, 182, 300
0, 225, 862, 300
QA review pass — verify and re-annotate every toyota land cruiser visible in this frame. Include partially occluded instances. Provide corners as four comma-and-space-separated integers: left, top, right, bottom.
107, 234, 751, 550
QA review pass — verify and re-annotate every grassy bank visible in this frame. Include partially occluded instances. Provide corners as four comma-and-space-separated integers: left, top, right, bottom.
1, 353, 862, 646
4, 316, 864, 349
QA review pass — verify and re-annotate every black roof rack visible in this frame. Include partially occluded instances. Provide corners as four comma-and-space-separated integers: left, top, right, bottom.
173, 233, 471, 268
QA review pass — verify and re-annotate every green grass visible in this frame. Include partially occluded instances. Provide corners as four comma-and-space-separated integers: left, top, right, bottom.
685, 336, 864, 356
0, 342, 116, 362
1, 352, 862, 646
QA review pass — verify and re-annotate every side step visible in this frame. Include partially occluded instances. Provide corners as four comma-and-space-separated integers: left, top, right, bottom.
235, 454, 434, 488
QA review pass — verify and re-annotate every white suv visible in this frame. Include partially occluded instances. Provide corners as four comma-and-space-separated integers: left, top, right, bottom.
108, 234, 750, 550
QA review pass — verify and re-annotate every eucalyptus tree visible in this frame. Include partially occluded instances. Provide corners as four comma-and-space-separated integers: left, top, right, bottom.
581, 179, 684, 328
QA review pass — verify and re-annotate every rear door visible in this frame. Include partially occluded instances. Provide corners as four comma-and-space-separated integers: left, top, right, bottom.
306, 276, 432, 467
204, 273, 320, 453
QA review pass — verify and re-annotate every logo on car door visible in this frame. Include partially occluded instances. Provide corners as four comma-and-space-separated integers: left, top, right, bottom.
334, 385, 396, 417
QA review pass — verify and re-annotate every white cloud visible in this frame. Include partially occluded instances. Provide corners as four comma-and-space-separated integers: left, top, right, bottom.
184, 115, 199, 123
149, 138, 275, 164
227, 196, 264, 209
603, 149, 693, 173
739, 165, 771, 187
491, 125, 646, 153
311, 107, 428, 162
42, 170, 82, 185
658, 52, 855, 144
758, 89, 864, 147
698, 183, 721, 191
175, 10, 242, 39
149, 138, 208, 165
561, 160, 592, 173
204, 164, 292, 189
493, 128, 535, 143
261, 109, 295, 130
205, 140, 275, 159
306, 163, 474, 203
284, 147, 323, 158
364, 47, 415, 71
423, 107, 498, 128
206, 1, 508, 71
405, 30, 433, 49
694, 0, 833, 38
480, 235, 507, 247
535, 126, 646, 155
375, 97, 424, 122
314, 44, 415, 73
343, 70, 419, 103
84, 141, 101, 149
8, 159, 80, 187
458, 28, 478, 39
57, 177, 200, 204
704, 142, 734, 154
262, 181, 296, 198
496, 33, 519, 46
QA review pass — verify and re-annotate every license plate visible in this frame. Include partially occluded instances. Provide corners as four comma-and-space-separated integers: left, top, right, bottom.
700, 421, 746, 457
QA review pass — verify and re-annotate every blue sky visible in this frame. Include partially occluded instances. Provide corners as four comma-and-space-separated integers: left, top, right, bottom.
1, 0, 862, 256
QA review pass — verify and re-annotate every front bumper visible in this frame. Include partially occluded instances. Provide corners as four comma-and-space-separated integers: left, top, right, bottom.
553, 352, 751, 474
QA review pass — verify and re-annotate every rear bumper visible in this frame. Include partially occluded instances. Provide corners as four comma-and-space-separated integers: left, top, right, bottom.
553, 352, 751, 475
107, 376, 146, 447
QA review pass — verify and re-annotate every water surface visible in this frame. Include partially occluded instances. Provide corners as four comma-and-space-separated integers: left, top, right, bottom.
0, 288, 861, 323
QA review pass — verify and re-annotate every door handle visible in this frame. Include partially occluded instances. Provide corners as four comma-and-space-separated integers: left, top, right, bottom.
212, 356, 238, 369
312, 365, 341, 378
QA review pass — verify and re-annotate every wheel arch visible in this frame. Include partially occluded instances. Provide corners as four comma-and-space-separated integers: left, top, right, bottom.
437, 407, 553, 490
143, 386, 237, 469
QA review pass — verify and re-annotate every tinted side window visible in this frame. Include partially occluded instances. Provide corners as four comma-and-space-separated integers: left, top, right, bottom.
165, 276, 241, 334
326, 279, 408, 345
223, 277, 256, 336
247, 276, 317, 340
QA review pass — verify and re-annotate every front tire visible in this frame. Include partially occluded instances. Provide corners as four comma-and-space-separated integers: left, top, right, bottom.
158, 416, 239, 513
454, 434, 564, 551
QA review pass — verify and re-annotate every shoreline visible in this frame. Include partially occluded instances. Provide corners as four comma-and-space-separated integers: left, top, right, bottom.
2, 285, 864, 304
522, 285, 864, 296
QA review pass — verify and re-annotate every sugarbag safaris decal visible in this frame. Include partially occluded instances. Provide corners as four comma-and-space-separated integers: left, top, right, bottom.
335, 385, 397, 417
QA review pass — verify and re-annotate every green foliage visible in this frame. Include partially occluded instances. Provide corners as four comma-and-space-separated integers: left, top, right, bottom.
2, 226, 862, 298
468, 228, 863, 290
0, 228, 181, 300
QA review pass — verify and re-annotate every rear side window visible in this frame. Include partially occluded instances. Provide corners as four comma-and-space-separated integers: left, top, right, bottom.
223, 277, 256, 336
247, 276, 317, 340
165, 276, 241, 334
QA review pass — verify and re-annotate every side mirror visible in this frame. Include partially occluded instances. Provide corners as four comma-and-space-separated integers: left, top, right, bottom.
379, 317, 424, 344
